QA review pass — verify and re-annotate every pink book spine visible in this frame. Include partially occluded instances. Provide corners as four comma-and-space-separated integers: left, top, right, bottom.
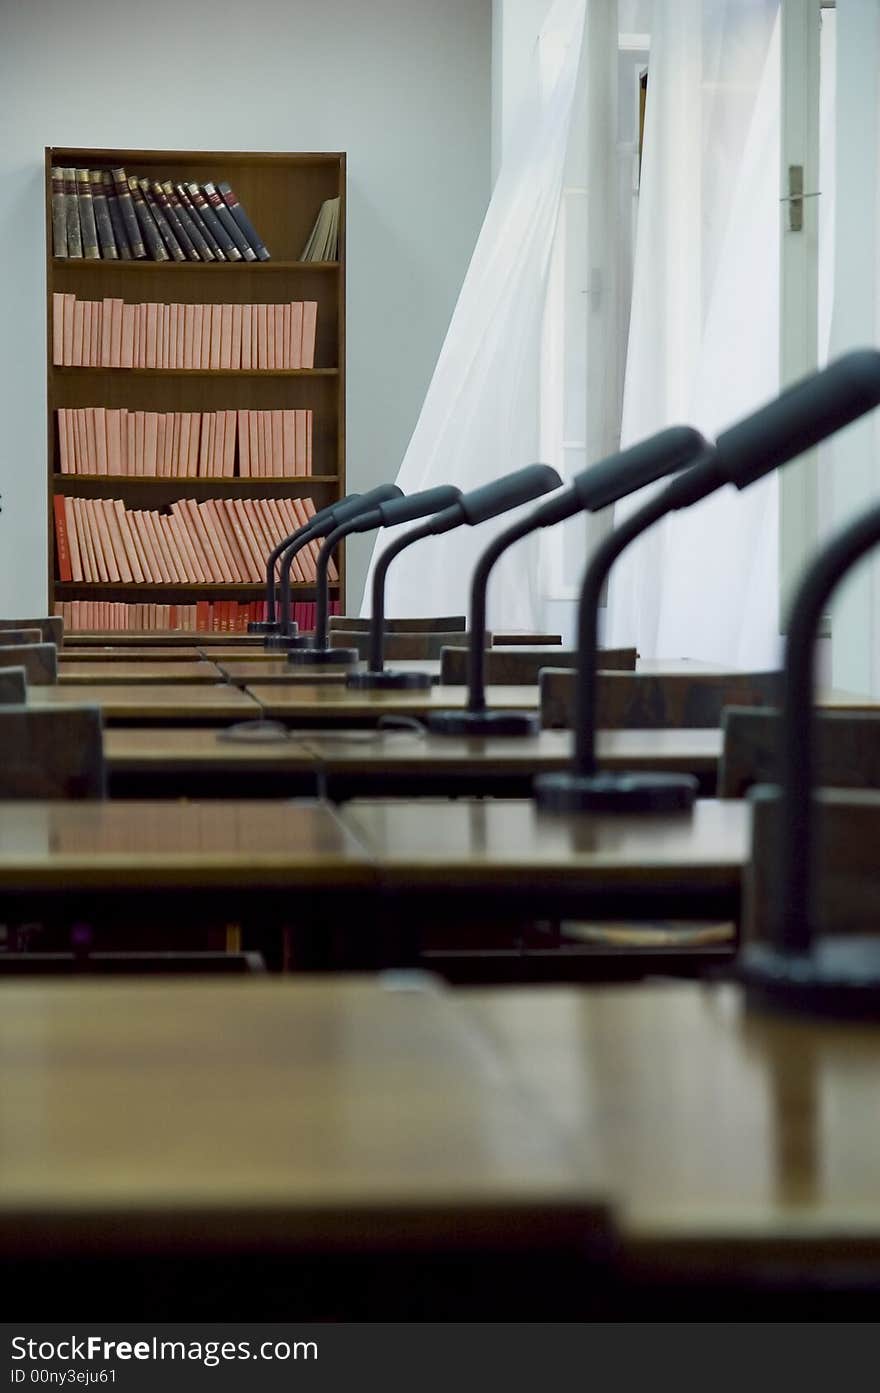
289, 302, 303, 370
231, 499, 263, 580
122, 409, 133, 477
306, 410, 313, 474
265, 304, 276, 370
81, 301, 92, 367
214, 412, 227, 478
71, 498, 93, 581
93, 302, 103, 368
284, 410, 298, 476
170, 502, 205, 583
64, 496, 83, 581
224, 409, 237, 478
100, 297, 113, 367
93, 407, 108, 476
131, 512, 155, 583
199, 303, 211, 370
246, 498, 276, 571
237, 410, 250, 477
271, 410, 284, 478
209, 304, 222, 371
167, 412, 179, 478
133, 410, 145, 477
71, 299, 84, 367
62, 293, 76, 365
249, 411, 261, 478
183, 304, 195, 371
301, 301, 317, 368
175, 412, 189, 477
216, 499, 252, 581
114, 500, 145, 583
273, 304, 284, 369
231, 303, 243, 370
155, 413, 167, 478
137, 303, 147, 369
192, 304, 205, 370
197, 412, 210, 478
198, 500, 234, 582
256, 304, 269, 370
241, 304, 253, 370
188, 413, 202, 478
146, 511, 174, 583
109, 298, 123, 368
84, 407, 98, 475
57, 410, 69, 474
145, 302, 158, 370
220, 303, 233, 370
120, 304, 135, 369
122, 504, 149, 583
52, 292, 64, 365
293, 409, 307, 476
105, 409, 120, 475
71, 409, 83, 475
144, 412, 158, 476
169, 303, 178, 370
155, 514, 183, 583
167, 510, 196, 583
102, 499, 132, 583
90, 499, 116, 581
281, 303, 291, 370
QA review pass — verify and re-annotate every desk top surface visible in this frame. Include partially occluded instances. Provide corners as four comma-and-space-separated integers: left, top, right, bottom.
103, 726, 319, 770
58, 661, 222, 685
0, 978, 597, 1250
28, 685, 261, 721
338, 797, 748, 887
0, 799, 371, 888
221, 658, 442, 683
463, 981, 880, 1252
59, 647, 205, 662
248, 683, 542, 718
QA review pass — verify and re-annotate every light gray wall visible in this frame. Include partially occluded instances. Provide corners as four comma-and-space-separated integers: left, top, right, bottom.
2, 0, 491, 614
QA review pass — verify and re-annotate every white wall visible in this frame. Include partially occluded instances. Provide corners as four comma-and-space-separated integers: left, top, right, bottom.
1, 0, 491, 614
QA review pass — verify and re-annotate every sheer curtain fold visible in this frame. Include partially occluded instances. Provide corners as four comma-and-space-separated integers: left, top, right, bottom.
605, 0, 783, 669
359, 0, 588, 627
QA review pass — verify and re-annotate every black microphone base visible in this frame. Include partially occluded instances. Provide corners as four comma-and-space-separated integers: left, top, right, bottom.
424, 708, 539, 736
287, 646, 359, 667
739, 937, 880, 1020
534, 770, 698, 814
264, 631, 308, 652
248, 620, 285, 635
346, 670, 433, 690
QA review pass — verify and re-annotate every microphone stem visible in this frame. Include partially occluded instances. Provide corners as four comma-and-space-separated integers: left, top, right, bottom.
314, 526, 345, 649
468, 514, 537, 713
367, 520, 437, 672
779, 503, 880, 953
264, 530, 298, 624
574, 489, 676, 775
279, 530, 317, 635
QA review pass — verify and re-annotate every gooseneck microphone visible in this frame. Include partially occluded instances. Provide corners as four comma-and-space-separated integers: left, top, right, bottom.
425, 428, 707, 736
534, 349, 880, 815
268, 485, 403, 652
347, 464, 563, 691
737, 365, 880, 1015
286, 486, 463, 666
250, 493, 360, 637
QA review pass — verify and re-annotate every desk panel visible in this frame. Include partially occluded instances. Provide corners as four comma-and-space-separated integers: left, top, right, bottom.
29, 685, 261, 725
58, 661, 222, 685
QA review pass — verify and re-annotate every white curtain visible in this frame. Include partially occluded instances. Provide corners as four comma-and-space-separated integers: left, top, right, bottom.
605, 0, 783, 668
359, 0, 588, 627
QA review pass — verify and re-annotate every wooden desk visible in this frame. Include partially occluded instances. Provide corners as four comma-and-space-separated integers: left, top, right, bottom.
104, 727, 320, 798
463, 981, 880, 1307
59, 646, 204, 662
339, 797, 748, 945
0, 977, 601, 1319
64, 631, 265, 648
58, 661, 223, 686
304, 728, 724, 800
100, 727, 723, 800
247, 683, 540, 727
29, 684, 261, 725
222, 657, 442, 686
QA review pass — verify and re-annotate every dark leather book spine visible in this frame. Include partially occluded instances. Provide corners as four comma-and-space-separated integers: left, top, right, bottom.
111, 167, 146, 258
217, 181, 271, 261
176, 183, 225, 261
64, 168, 83, 257
76, 168, 100, 258
90, 169, 118, 259
50, 166, 67, 257
139, 179, 185, 261
128, 177, 169, 261
164, 183, 212, 261
203, 181, 256, 261
154, 182, 200, 261
104, 171, 131, 258
187, 183, 241, 261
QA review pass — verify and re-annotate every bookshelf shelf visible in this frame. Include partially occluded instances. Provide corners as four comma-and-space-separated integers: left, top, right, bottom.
47, 146, 346, 633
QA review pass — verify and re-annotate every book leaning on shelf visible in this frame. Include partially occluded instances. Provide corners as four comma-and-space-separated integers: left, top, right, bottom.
51, 294, 317, 369
300, 196, 339, 261
53, 496, 339, 586
54, 598, 340, 634
51, 166, 271, 262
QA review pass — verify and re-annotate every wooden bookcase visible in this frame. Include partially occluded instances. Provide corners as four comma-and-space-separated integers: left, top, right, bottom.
45, 147, 346, 630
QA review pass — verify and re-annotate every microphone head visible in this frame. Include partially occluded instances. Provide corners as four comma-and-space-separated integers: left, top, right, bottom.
571, 426, 709, 511
715, 349, 880, 488
377, 484, 462, 527
331, 484, 402, 528
457, 464, 562, 526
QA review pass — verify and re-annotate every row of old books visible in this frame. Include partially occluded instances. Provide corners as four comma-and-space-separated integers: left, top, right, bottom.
51, 167, 270, 262
53, 496, 339, 586
52, 294, 318, 371
54, 599, 338, 634
57, 409, 313, 478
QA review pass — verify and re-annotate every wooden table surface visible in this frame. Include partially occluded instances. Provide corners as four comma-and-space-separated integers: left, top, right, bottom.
59, 646, 205, 661
247, 683, 542, 723
0, 799, 372, 891
463, 981, 880, 1264
28, 684, 261, 724
103, 726, 318, 774
58, 661, 223, 685
63, 632, 266, 648
339, 797, 748, 890
0, 977, 599, 1255
221, 657, 442, 684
